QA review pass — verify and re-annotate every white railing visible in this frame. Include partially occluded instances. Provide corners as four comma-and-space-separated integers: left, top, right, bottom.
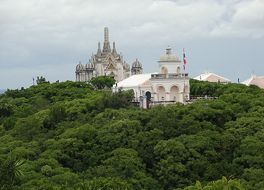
151, 73, 188, 79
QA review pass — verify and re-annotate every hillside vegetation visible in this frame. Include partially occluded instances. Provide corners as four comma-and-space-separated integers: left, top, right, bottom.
0, 79, 264, 190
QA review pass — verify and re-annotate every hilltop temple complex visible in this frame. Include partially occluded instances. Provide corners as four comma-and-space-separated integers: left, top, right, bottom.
75, 27, 190, 108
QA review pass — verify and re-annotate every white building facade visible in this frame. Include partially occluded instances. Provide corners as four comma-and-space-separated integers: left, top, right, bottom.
114, 48, 190, 108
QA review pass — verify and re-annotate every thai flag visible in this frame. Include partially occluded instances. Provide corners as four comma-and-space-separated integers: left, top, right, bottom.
183, 48, 187, 70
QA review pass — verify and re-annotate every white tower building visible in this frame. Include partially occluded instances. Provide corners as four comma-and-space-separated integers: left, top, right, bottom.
150, 47, 189, 103
114, 47, 190, 108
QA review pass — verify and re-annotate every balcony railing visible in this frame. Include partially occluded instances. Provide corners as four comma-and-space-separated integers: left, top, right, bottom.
151, 73, 188, 79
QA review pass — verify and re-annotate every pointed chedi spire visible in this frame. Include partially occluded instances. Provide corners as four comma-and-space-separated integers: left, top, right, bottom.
97, 42, 101, 55
112, 41, 117, 56
102, 27, 111, 53
104, 27, 109, 42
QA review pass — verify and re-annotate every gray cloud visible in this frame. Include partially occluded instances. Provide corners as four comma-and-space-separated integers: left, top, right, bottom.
0, 0, 264, 89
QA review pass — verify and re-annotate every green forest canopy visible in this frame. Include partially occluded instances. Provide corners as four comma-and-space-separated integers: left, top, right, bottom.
0, 79, 264, 190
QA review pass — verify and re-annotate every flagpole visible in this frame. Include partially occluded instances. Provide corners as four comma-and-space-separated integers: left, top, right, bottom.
182, 48, 188, 102
182, 48, 185, 102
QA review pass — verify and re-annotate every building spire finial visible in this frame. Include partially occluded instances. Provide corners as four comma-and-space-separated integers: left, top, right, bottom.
103, 27, 111, 53
104, 27, 109, 42
166, 46, 172, 55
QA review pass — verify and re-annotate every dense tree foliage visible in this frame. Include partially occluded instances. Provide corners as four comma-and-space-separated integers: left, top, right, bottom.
0, 78, 264, 189
90, 76, 116, 90
36, 76, 49, 85
183, 177, 245, 190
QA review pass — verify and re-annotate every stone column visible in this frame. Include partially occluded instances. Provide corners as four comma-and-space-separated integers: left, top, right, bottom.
165, 92, 170, 101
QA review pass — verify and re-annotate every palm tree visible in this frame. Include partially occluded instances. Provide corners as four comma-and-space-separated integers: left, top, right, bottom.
183, 177, 246, 190
0, 155, 25, 189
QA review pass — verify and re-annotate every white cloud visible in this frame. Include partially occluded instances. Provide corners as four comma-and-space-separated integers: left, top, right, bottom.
0, 0, 264, 88
1, 0, 263, 47
210, 0, 264, 38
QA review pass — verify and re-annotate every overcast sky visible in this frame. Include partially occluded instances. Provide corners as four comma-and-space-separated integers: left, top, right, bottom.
0, 0, 264, 89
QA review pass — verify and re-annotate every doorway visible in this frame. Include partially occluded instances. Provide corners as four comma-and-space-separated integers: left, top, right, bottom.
145, 91, 151, 109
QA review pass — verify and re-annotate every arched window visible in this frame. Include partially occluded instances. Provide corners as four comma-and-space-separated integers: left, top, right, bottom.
145, 91, 151, 109
170, 86, 179, 101
157, 86, 166, 101
145, 91, 151, 101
